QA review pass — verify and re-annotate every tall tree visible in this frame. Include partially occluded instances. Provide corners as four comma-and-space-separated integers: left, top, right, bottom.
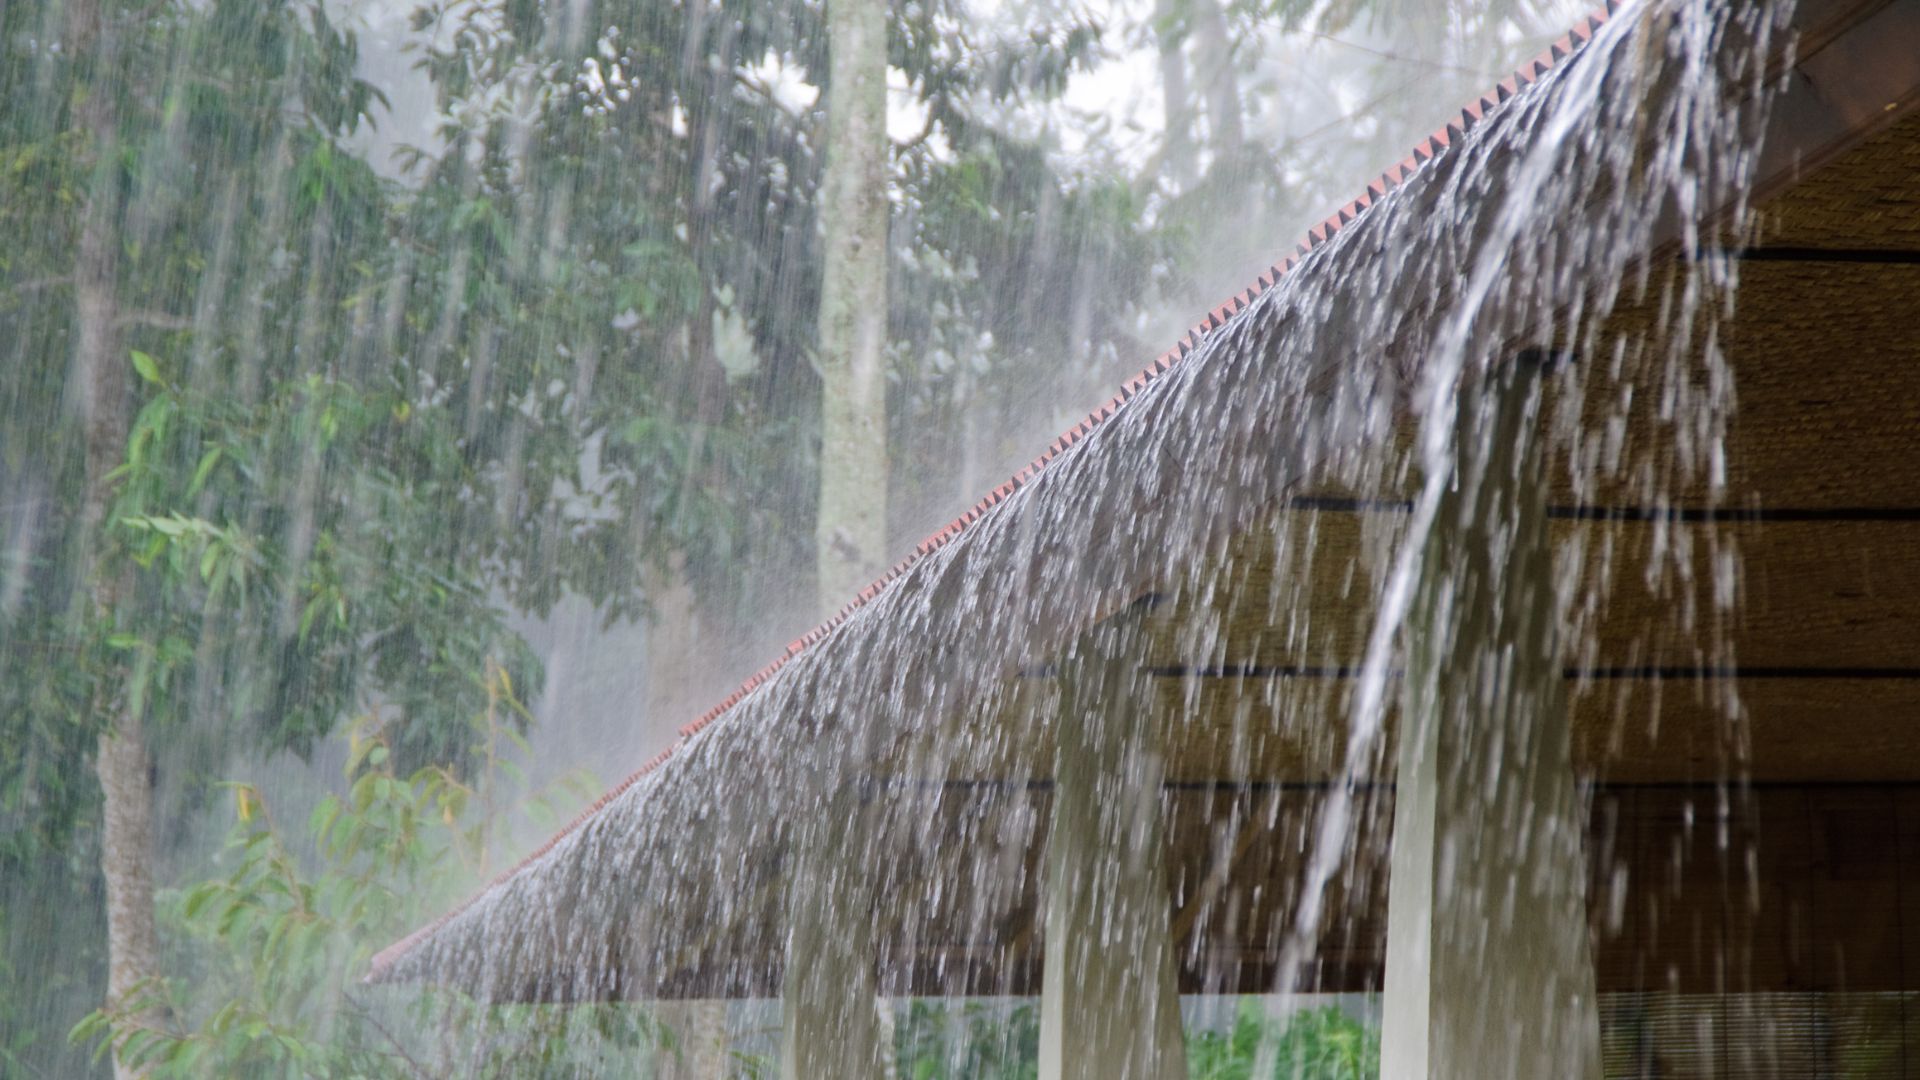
0, 1, 1146, 1070
1155, 0, 1199, 189
60, 4, 162, 1073
1191, 0, 1244, 163
814, 0, 893, 614
0, 4, 481, 1074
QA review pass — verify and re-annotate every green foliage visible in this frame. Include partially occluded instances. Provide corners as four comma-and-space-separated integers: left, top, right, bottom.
894, 999, 1041, 1080
1188, 1000, 1270, 1080
397, 0, 1154, 607
888, 997, 1378, 1080
0, 0, 1459, 1072
1266, 1005, 1381, 1080
1187, 1001, 1380, 1080
1, 5, 404, 1071
72, 700, 628, 1078
105, 357, 544, 768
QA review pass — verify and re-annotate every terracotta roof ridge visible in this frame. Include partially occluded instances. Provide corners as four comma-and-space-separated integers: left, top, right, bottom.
365, 1, 1619, 983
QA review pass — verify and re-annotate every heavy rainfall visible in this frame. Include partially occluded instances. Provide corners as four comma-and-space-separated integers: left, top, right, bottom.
5, 0, 1918, 1077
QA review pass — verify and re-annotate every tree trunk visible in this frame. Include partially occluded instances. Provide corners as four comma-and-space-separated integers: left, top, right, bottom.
1190, 0, 1243, 165
644, 555, 705, 739
814, 0, 891, 615
68, 4, 163, 1076
94, 700, 161, 1080
1154, 0, 1197, 188
793, 5, 892, 1071
646, 557, 731, 1079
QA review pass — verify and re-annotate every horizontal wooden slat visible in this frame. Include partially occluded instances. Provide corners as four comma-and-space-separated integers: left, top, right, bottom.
909, 669, 1920, 786
1134, 509, 1920, 672
1574, 675, 1920, 783
652, 783, 1916, 1000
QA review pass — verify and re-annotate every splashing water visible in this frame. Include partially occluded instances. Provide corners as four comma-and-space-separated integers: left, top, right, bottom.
366, 0, 1868, 1074
1285, 0, 1785, 1000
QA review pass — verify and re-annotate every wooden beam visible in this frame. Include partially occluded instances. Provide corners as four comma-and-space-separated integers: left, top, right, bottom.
1380, 362, 1601, 1078
1168, 786, 1286, 947
781, 789, 890, 1080
1038, 616, 1188, 1080
1140, 664, 1920, 680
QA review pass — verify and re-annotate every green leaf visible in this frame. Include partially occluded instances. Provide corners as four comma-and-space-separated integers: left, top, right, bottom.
127, 648, 154, 719
129, 349, 162, 385
182, 882, 222, 920
138, 531, 166, 567
189, 447, 224, 495
67, 1010, 106, 1047
309, 796, 342, 844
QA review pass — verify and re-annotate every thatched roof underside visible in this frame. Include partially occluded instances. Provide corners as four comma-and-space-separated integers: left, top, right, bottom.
369, 0, 1920, 1003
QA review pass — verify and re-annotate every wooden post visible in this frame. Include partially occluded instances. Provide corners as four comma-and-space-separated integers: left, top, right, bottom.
782, 789, 890, 1080
1380, 360, 1601, 1079
1038, 616, 1189, 1080
654, 1000, 728, 1080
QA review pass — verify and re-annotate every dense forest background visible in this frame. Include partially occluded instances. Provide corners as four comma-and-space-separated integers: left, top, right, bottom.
1, 0, 1581, 1074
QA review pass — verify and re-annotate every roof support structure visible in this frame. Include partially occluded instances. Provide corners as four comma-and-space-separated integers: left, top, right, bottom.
1038, 618, 1188, 1080
362, 0, 1920, 1015
1380, 361, 1600, 1079
781, 788, 890, 1080
653, 1001, 727, 1079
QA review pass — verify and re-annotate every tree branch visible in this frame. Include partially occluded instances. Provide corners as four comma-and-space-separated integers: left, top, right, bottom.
9, 275, 73, 293
116, 309, 192, 331
343, 992, 438, 1079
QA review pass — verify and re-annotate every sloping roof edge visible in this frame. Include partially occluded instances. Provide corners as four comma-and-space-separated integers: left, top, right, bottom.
366, 3, 1618, 983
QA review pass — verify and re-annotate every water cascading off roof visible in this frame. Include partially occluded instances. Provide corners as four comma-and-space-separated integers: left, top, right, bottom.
370, 1, 1920, 1073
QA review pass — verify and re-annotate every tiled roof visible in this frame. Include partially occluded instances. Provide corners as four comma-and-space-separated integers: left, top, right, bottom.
367, 3, 1617, 982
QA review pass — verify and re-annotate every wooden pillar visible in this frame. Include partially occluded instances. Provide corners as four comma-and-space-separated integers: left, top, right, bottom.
782, 789, 890, 1080
1039, 617, 1189, 1080
654, 1000, 728, 1080
1381, 360, 1601, 1079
